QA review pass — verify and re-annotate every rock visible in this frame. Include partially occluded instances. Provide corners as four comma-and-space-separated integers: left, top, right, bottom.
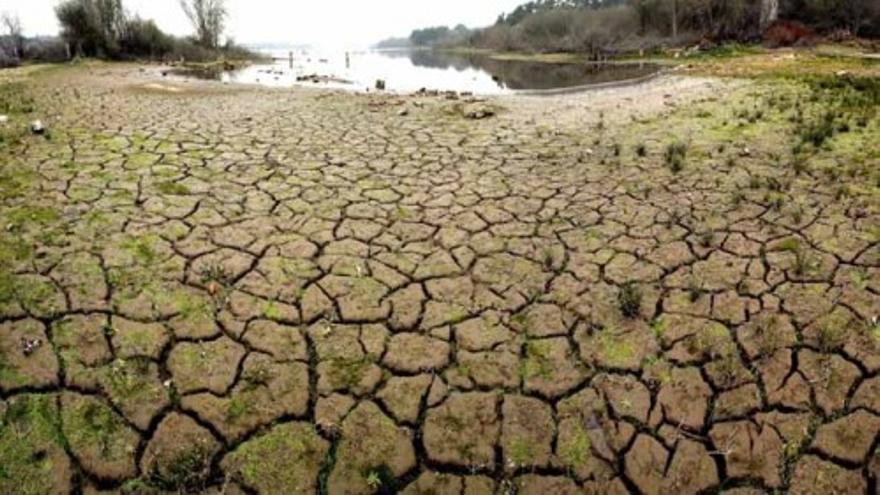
0, 115, 7, 124
29, 120, 44, 134
463, 103, 494, 120
398, 108, 409, 116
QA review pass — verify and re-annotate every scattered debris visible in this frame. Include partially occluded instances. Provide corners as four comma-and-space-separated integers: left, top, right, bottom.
20, 337, 42, 356
296, 74, 352, 85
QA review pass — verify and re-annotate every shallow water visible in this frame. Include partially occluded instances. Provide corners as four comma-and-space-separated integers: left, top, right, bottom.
172, 49, 661, 95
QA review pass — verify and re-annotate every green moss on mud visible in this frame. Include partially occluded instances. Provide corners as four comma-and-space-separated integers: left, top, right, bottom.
0, 394, 69, 495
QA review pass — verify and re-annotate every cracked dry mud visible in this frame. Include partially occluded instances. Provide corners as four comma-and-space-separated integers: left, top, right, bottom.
0, 64, 878, 494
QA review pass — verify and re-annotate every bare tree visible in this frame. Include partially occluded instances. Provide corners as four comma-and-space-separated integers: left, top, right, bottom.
180, 0, 226, 49
760, 0, 779, 30
1, 11, 24, 59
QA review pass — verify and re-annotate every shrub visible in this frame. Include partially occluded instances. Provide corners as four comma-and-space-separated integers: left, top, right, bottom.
665, 141, 688, 173
618, 282, 642, 319
763, 20, 814, 47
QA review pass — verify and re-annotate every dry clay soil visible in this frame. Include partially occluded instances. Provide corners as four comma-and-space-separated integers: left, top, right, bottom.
0, 64, 879, 495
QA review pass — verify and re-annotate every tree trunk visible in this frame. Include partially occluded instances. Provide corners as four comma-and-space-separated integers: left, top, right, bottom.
671, 0, 678, 39
760, 0, 779, 30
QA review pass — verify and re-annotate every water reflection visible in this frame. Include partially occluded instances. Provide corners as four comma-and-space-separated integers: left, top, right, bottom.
170, 49, 660, 95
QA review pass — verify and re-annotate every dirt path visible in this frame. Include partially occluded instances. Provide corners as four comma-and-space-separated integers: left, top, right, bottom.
0, 64, 878, 494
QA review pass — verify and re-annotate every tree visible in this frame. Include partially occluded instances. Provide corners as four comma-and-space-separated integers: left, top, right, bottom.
1, 12, 24, 58
180, 0, 226, 49
55, 0, 127, 57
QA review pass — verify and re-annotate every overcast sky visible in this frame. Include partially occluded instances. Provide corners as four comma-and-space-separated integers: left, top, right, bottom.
3, 0, 524, 47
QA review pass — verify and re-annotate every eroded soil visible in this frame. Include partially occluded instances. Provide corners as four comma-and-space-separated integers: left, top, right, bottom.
0, 62, 878, 494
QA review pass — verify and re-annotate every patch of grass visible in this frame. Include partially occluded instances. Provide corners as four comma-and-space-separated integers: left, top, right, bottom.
506, 438, 533, 467
559, 424, 591, 470
0, 394, 67, 495
618, 282, 642, 319
120, 235, 157, 265
650, 317, 667, 339
598, 329, 635, 367
326, 358, 370, 390
522, 340, 552, 380
817, 316, 850, 351
664, 141, 688, 173
156, 181, 190, 195
148, 446, 213, 491
4, 206, 60, 231
226, 394, 255, 423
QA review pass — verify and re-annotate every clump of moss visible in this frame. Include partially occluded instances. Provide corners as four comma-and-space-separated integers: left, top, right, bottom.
149, 447, 213, 491
156, 181, 190, 196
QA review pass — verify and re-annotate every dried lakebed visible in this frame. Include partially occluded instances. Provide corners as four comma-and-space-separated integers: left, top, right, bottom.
0, 63, 878, 494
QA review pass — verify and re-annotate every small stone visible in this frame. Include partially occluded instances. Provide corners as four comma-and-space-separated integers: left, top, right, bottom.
398, 108, 409, 116
30, 120, 45, 134
463, 103, 495, 120
0, 115, 8, 124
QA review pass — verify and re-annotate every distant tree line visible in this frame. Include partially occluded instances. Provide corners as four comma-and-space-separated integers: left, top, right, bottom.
409, 25, 475, 47
0, 0, 255, 66
412, 0, 880, 55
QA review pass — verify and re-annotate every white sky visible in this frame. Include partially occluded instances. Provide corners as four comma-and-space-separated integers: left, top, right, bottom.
2, 0, 524, 48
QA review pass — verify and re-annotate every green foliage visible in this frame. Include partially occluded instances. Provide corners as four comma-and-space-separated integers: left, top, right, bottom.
664, 141, 688, 173
559, 424, 591, 469
618, 282, 642, 318
148, 446, 213, 491
56, 0, 126, 58
0, 395, 67, 495
410, 25, 473, 47
156, 180, 190, 195
54, 0, 254, 61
